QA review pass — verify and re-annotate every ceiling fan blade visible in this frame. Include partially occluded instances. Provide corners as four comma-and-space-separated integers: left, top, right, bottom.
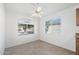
31, 3, 39, 9
29, 3, 44, 18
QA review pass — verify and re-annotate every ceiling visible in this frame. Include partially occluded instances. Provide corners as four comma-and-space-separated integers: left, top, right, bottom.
4, 3, 79, 17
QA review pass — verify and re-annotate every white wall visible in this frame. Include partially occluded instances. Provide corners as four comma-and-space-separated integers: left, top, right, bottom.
5, 4, 79, 52
5, 11, 40, 48
0, 4, 5, 54
40, 5, 79, 52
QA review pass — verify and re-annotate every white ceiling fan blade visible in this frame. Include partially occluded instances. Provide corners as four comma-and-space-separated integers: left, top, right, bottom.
29, 3, 44, 18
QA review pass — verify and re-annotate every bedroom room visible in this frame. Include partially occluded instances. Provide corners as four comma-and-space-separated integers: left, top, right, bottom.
0, 3, 79, 55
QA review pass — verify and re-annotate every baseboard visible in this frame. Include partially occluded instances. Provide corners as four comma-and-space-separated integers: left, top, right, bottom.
5, 39, 38, 48
40, 39, 75, 54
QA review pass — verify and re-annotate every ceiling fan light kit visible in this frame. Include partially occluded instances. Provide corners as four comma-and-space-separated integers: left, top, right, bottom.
30, 4, 43, 18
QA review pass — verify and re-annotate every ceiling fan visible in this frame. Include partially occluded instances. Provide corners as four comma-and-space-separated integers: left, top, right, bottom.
30, 3, 43, 18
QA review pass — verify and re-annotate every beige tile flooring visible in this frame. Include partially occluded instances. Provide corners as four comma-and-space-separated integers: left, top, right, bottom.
4, 40, 75, 55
